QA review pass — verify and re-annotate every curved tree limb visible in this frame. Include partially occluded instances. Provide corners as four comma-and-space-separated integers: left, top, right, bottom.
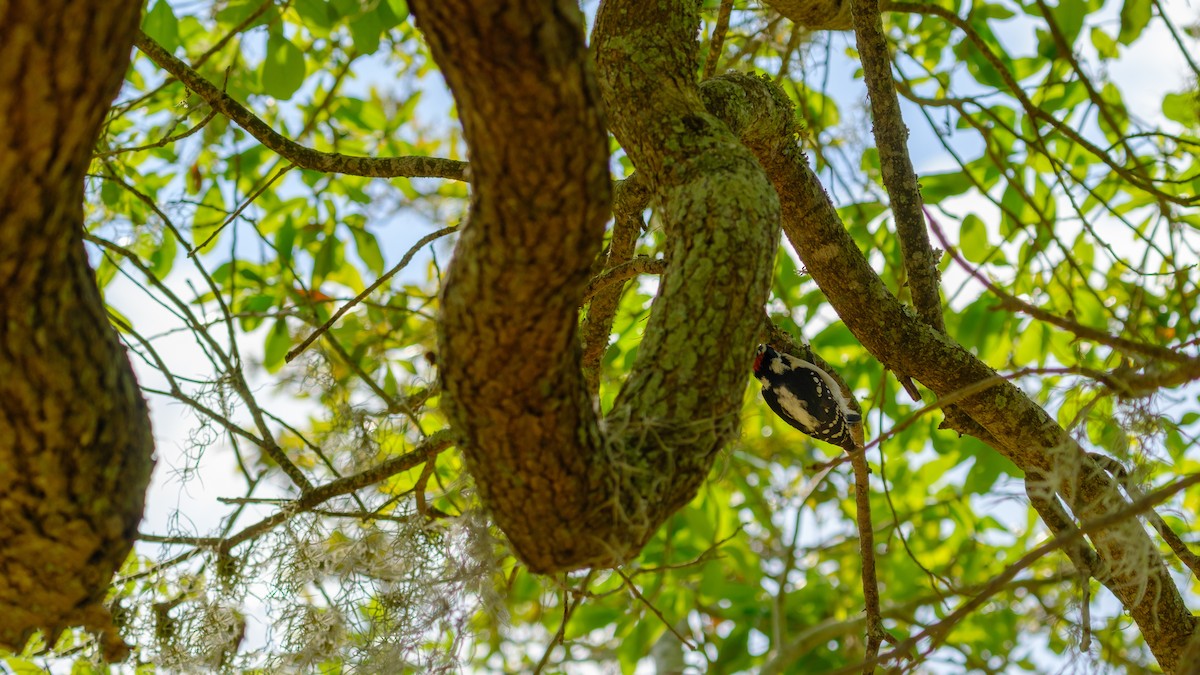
409, 0, 611, 572
701, 72, 1196, 672
409, 0, 779, 573
594, 0, 780, 555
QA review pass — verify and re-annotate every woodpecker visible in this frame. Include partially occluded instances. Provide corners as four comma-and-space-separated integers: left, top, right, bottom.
753, 344, 861, 452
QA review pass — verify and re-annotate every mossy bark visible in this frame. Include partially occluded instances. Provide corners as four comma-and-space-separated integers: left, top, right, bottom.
0, 1, 152, 660
411, 0, 777, 572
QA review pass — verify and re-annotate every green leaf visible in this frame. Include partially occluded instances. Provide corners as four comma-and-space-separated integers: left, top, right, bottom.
143, 0, 181, 52
312, 235, 342, 285
1014, 321, 1047, 367
1118, 0, 1152, 44
959, 214, 990, 263
350, 227, 385, 276
261, 30, 307, 100
149, 229, 178, 279
1163, 92, 1200, 127
386, 0, 409, 22
239, 293, 276, 332
275, 216, 297, 268
216, 0, 272, 28
349, 10, 384, 55
294, 0, 339, 30
264, 319, 291, 373
920, 171, 974, 202
1089, 27, 1118, 59
1050, 0, 1087, 48
100, 179, 121, 207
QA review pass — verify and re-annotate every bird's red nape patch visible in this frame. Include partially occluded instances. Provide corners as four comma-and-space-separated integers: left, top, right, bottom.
753, 351, 764, 373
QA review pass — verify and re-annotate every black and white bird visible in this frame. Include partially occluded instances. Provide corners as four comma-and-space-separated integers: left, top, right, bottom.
752, 344, 861, 452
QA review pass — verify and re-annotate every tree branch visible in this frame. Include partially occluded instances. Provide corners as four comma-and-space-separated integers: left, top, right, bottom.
762, 0, 854, 30
409, 0, 612, 572
834, 472, 1200, 674
407, 0, 780, 573
703, 0, 735, 79
851, 452, 885, 673
927, 207, 1199, 368
594, 0, 781, 560
851, 0, 945, 335
581, 174, 651, 394
133, 31, 468, 181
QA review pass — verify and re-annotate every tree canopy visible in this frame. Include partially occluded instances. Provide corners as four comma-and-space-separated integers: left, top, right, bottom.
2, 0, 1199, 672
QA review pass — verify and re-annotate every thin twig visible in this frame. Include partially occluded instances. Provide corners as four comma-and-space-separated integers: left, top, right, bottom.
615, 567, 696, 650
926, 208, 1200, 368
191, 162, 294, 256
850, 446, 884, 673
881, 1, 1197, 207
582, 255, 666, 301
1087, 452, 1200, 580
215, 430, 455, 555
286, 226, 457, 363
95, 109, 218, 158
533, 571, 595, 674
89, 233, 312, 490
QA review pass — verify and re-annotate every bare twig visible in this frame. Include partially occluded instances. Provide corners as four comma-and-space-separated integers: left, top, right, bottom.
88, 233, 313, 491
615, 567, 696, 650
95, 109, 218, 158
286, 226, 457, 363
191, 162, 294, 256
881, 1, 1197, 207
533, 571, 595, 674
582, 255, 666, 301
850, 445, 885, 673
213, 430, 456, 555
1087, 452, 1200, 580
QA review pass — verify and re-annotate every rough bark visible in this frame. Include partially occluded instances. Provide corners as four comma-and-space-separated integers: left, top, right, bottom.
763, 0, 854, 30
593, 0, 780, 555
410, 0, 777, 572
0, 0, 153, 660
850, 0, 946, 335
700, 72, 1196, 673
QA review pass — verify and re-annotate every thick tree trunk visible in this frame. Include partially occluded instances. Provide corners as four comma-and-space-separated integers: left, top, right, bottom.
0, 1, 152, 660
